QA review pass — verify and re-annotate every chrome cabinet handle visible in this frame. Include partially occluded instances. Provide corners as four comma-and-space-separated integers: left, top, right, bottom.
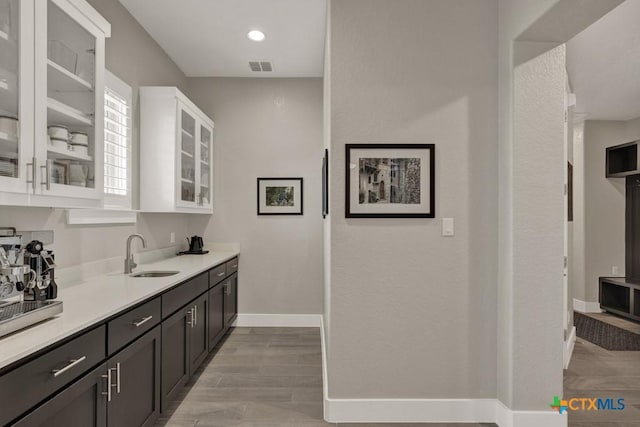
115, 362, 121, 394
40, 160, 51, 190
101, 368, 112, 402
224, 282, 230, 296
26, 157, 36, 191
194, 304, 197, 327
232, 264, 238, 268
132, 315, 153, 327
52, 356, 86, 377
187, 309, 194, 327
216, 271, 225, 277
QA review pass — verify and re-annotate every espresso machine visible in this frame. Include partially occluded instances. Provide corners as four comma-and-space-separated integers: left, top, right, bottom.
23, 240, 58, 301
0, 228, 62, 338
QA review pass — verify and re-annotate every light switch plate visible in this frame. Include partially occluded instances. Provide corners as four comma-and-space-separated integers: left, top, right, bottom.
442, 218, 454, 236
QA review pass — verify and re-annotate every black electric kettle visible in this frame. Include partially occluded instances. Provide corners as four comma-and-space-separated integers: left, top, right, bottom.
187, 236, 204, 252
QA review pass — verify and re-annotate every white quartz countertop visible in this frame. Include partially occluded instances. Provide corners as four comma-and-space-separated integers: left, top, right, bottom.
0, 250, 239, 371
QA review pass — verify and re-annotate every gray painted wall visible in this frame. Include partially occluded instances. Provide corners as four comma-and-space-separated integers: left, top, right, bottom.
511, 44, 565, 410
581, 117, 640, 303
326, 0, 498, 398
497, 0, 620, 412
0, 0, 192, 269
187, 78, 324, 315
572, 122, 586, 303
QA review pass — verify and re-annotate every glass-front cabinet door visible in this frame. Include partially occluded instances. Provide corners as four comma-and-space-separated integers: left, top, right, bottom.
33, 0, 105, 201
198, 123, 212, 209
0, 0, 34, 194
178, 104, 197, 207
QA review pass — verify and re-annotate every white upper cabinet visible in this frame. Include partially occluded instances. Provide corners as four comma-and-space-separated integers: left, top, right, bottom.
139, 87, 214, 214
0, 0, 110, 207
0, 0, 34, 201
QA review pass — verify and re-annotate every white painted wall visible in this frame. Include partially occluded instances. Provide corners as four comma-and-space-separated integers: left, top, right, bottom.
186, 78, 324, 315
0, 0, 192, 269
326, 0, 499, 399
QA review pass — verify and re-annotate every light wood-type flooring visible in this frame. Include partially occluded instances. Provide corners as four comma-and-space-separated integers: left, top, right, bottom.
157, 327, 495, 427
565, 337, 640, 426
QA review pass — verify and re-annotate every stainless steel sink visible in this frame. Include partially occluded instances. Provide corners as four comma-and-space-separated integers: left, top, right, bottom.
130, 270, 179, 278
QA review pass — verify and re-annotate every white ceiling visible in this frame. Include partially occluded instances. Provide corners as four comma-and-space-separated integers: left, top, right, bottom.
567, 0, 640, 121
118, 0, 326, 78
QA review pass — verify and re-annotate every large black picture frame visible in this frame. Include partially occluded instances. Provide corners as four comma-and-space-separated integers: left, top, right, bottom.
345, 143, 435, 218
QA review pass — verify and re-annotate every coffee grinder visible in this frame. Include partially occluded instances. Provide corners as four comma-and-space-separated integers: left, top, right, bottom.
23, 240, 58, 301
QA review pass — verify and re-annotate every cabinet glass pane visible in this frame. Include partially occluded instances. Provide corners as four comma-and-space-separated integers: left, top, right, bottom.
46, 1, 96, 188
199, 125, 210, 205
0, 0, 19, 178
180, 110, 195, 203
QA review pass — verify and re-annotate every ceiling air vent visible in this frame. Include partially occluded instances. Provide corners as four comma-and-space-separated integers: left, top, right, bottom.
249, 61, 273, 72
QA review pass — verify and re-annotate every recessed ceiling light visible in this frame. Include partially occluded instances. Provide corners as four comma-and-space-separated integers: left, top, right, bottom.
248, 30, 266, 42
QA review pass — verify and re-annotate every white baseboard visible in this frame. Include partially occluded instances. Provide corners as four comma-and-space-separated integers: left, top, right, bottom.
233, 313, 322, 327
564, 326, 576, 369
318, 315, 565, 425
324, 398, 497, 424
495, 401, 567, 427
573, 298, 602, 313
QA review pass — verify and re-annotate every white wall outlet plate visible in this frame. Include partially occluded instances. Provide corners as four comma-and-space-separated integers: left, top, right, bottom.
442, 218, 454, 237
612, 266, 619, 275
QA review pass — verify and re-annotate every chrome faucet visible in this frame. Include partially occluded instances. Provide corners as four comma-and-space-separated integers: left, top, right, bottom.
124, 233, 146, 274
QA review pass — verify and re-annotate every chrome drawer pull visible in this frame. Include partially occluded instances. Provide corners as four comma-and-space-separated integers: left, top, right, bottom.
132, 315, 153, 327
232, 264, 238, 268
217, 271, 225, 277
52, 356, 86, 377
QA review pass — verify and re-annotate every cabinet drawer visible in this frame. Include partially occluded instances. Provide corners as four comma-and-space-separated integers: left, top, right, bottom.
0, 325, 106, 426
108, 297, 161, 354
208, 264, 226, 286
162, 272, 208, 319
226, 257, 239, 275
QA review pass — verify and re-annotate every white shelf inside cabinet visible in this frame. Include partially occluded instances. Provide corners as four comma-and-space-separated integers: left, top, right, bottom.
47, 97, 92, 127
47, 59, 93, 92
47, 144, 92, 161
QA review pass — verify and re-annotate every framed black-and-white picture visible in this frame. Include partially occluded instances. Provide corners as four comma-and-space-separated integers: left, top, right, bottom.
257, 177, 303, 215
345, 144, 435, 218
322, 149, 329, 218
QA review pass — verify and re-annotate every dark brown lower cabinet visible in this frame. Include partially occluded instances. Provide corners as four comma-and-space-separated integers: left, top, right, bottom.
13, 363, 108, 427
161, 293, 208, 412
161, 306, 190, 411
107, 326, 161, 427
208, 282, 225, 351
224, 273, 238, 327
8, 260, 239, 426
189, 293, 208, 374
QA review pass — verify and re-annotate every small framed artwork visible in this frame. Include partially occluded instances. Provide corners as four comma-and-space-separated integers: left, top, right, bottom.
345, 144, 435, 218
257, 177, 304, 215
51, 161, 68, 185
322, 149, 329, 218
